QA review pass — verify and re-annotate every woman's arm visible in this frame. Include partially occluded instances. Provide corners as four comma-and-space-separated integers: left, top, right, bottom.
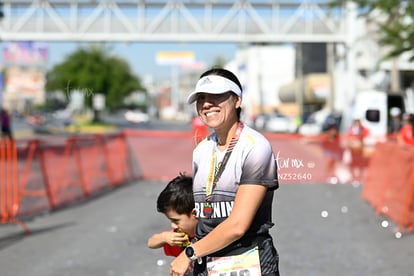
192, 184, 267, 255
170, 184, 267, 275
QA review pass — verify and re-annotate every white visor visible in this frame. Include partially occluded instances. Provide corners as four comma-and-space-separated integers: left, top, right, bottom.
187, 75, 242, 104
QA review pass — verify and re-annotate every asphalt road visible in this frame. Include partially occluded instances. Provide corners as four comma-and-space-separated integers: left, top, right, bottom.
1, 180, 413, 276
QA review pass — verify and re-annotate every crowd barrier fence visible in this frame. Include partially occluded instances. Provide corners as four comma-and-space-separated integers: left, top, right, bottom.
0, 139, 29, 233
362, 141, 414, 233
123, 129, 195, 180
0, 133, 140, 233
1, 129, 375, 234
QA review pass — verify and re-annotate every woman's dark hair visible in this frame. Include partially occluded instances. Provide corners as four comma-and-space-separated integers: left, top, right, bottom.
156, 173, 194, 215
200, 68, 243, 120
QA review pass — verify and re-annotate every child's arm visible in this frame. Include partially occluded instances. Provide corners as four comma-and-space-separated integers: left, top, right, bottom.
147, 230, 188, 249
147, 231, 169, 248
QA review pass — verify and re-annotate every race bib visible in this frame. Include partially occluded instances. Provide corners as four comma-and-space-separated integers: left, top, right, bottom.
207, 246, 261, 276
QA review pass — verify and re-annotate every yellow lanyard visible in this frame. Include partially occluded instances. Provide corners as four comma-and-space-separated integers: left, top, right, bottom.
206, 151, 217, 198
205, 122, 244, 202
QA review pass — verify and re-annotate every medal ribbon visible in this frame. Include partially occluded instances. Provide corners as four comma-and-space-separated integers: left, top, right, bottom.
205, 122, 244, 202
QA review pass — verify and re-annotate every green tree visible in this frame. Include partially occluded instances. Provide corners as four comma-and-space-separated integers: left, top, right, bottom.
211, 56, 228, 68
46, 44, 146, 111
331, 1, 414, 61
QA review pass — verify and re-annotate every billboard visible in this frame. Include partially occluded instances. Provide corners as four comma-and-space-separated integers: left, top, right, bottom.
3, 42, 48, 65
155, 51, 195, 66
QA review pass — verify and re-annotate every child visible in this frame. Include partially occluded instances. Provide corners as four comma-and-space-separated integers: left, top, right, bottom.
147, 173, 197, 275
321, 122, 342, 184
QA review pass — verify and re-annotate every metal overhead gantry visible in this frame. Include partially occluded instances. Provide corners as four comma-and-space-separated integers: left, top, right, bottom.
0, 0, 349, 44
0, 1, 358, 113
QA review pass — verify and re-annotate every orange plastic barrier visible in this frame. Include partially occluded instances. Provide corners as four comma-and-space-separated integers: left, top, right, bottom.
17, 139, 51, 216
362, 142, 414, 232
123, 129, 195, 180
264, 133, 367, 184
191, 116, 210, 144
0, 133, 139, 223
122, 130, 368, 185
0, 139, 29, 233
39, 133, 135, 208
0, 129, 374, 226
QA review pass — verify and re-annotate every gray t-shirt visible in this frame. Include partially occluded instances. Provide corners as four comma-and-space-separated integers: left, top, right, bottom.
192, 123, 279, 240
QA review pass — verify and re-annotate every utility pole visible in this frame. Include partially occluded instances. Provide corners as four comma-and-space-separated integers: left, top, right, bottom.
327, 43, 335, 112
390, 58, 400, 93
296, 43, 304, 121
345, 1, 357, 108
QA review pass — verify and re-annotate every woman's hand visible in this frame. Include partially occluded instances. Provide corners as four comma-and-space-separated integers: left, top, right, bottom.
170, 251, 191, 276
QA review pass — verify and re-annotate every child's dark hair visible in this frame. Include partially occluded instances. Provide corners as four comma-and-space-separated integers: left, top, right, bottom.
156, 173, 194, 215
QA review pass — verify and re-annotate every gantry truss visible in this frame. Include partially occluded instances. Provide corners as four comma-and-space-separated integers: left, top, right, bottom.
0, 0, 351, 43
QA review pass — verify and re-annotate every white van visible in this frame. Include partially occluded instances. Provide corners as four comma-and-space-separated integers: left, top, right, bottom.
341, 90, 405, 147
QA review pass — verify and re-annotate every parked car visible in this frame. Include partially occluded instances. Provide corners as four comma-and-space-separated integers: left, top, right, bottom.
124, 110, 149, 123
27, 113, 46, 126
298, 108, 331, 135
27, 112, 73, 134
298, 110, 342, 136
254, 112, 297, 133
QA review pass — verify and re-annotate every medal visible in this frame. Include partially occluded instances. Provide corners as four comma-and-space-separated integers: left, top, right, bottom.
203, 202, 213, 218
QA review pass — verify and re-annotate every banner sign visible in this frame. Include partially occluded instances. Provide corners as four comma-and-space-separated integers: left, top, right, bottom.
156, 51, 195, 66
3, 41, 48, 65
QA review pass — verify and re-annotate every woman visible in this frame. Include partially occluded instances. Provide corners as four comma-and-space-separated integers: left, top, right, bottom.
170, 68, 280, 276
398, 113, 414, 146
0, 108, 13, 141
345, 118, 369, 182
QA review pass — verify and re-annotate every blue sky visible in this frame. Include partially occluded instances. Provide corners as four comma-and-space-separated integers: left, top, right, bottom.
45, 41, 240, 82
0, 40, 239, 82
